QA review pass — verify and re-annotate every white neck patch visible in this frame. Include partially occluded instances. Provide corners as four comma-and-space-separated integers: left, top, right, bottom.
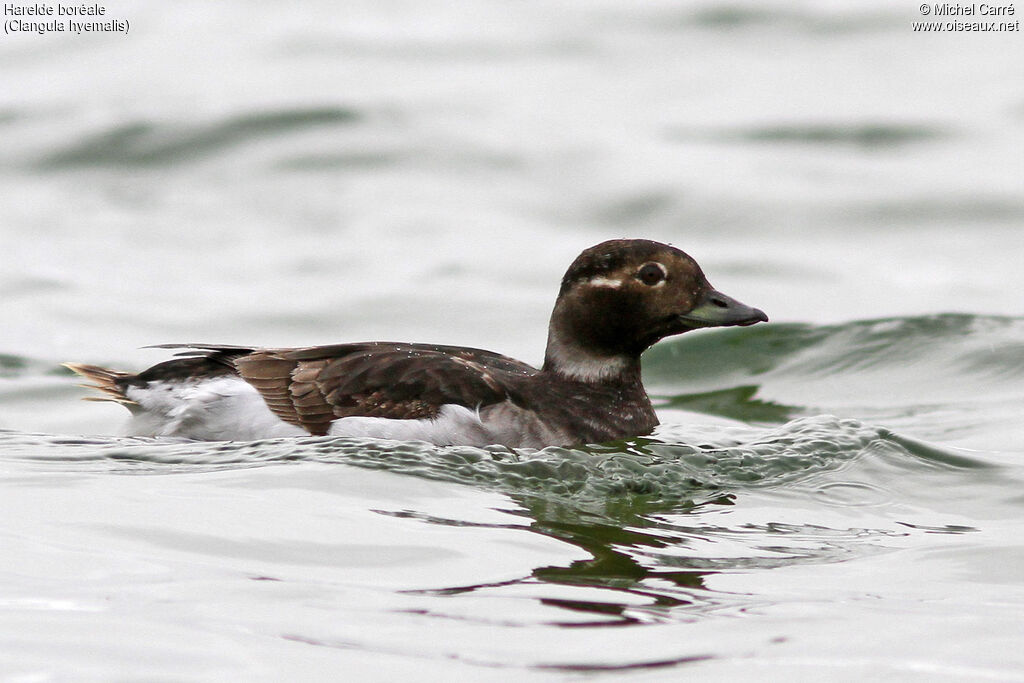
545, 331, 629, 382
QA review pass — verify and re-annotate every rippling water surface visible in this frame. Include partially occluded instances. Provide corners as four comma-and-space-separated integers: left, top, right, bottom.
2, 1, 1023, 680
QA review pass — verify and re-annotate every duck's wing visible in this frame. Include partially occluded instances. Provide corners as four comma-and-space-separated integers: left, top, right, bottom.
164, 342, 537, 436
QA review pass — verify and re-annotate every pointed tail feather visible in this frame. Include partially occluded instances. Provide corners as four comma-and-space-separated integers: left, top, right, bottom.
63, 363, 137, 406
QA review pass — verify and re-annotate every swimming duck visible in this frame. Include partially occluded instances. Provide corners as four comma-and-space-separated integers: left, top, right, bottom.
66, 239, 767, 448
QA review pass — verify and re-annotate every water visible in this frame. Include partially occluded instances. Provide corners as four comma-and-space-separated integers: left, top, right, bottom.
2, 1, 1023, 680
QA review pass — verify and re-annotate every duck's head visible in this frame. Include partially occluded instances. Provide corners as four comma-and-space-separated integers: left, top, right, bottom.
544, 239, 768, 381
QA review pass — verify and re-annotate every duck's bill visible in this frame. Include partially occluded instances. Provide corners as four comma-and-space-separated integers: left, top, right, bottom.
678, 289, 769, 328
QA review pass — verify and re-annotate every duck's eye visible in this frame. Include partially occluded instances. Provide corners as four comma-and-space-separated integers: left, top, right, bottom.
637, 262, 666, 286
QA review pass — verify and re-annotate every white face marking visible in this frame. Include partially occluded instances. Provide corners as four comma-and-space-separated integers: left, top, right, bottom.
587, 276, 624, 289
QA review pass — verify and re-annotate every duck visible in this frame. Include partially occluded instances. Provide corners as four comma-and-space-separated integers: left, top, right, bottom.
65, 239, 767, 448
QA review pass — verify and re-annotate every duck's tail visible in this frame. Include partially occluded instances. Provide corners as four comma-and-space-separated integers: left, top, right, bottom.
62, 363, 137, 407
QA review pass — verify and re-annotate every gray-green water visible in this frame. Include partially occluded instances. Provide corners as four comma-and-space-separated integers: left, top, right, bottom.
2, 1, 1023, 680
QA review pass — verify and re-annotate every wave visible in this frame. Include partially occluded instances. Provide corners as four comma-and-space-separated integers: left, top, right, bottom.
670, 122, 949, 149
644, 314, 1024, 424
36, 106, 361, 168
0, 414, 990, 514
648, 314, 1024, 384
4, 417, 993, 630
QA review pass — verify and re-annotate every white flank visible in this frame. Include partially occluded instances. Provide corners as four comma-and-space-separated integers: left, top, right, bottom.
123, 377, 306, 440
329, 404, 492, 445
121, 377, 502, 445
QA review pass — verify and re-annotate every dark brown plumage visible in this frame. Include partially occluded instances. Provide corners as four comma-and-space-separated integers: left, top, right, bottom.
66, 239, 767, 447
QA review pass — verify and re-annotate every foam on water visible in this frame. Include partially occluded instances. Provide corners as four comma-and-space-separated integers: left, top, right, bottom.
0, 415, 898, 488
